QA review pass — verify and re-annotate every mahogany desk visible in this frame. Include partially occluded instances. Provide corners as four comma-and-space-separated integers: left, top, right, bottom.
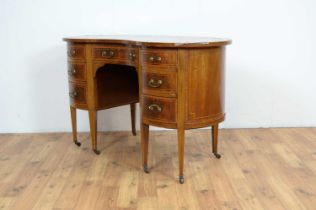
63, 35, 231, 183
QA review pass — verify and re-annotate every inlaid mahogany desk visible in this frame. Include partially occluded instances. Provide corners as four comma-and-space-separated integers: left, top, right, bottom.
63, 35, 231, 183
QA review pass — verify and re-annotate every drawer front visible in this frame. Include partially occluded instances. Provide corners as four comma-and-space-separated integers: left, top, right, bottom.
93, 47, 137, 62
142, 96, 176, 123
142, 71, 177, 97
67, 45, 85, 60
68, 82, 87, 106
67, 62, 86, 81
141, 49, 177, 65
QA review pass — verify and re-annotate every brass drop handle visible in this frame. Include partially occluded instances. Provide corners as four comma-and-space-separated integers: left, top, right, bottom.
156, 56, 162, 62
128, 52, 136, 60
68, 49, 76, 56
148, 78, 163, 88
148, 55, 162, 62
69, 91, 77, 98
68, 69, 77, 75
101, 49, 115, 58
149, 56, 155, 62
109, 51, 115, 57
148, 104, 162, 112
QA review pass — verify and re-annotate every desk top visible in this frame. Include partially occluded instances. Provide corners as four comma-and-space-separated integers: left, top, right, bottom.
63, 35, 231, 48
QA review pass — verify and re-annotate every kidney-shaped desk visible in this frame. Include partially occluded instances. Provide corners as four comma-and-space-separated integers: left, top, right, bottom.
63, 35, 231, 183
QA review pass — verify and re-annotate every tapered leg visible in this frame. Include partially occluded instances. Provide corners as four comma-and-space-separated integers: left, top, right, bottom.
141, 123, 149, 173
130, 103, 137, 136
70, 106, 81, 146
212, 124, 221, 159
178, 128, 185, 184
89, 110, 100, 155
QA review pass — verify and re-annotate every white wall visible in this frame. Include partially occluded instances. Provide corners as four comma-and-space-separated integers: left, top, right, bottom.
1, 0, 315, 133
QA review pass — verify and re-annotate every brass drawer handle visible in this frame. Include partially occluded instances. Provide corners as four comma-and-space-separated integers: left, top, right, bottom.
101, 49, 115, 58
128, 52, 136, 61
149, 56, 155, 62
156, 56, 162, 62
148, 78, 163, 88
67, 49, 76, 57
69, 91, 77, 98
68, 69, 77, 75
148, 104, 162, 112
148, 55, 162, 62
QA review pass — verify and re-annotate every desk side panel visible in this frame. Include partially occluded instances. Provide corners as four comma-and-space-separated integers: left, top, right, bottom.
184, 47, 226, 129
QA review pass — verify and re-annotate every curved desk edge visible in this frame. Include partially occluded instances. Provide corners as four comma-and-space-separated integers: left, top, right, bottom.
63, 35, 231, 48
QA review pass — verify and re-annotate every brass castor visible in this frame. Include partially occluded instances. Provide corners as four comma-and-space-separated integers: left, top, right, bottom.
93, 149, 100, 155
143, 165, 149, 173
74, 140, 81, 147
179, 175, 184, 184
213, 153, 221, 159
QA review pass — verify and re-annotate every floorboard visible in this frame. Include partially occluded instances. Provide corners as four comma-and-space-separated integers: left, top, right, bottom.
0, 128, 315, 210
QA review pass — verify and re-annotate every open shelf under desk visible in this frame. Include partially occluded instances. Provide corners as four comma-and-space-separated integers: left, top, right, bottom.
96, 64, 139, 110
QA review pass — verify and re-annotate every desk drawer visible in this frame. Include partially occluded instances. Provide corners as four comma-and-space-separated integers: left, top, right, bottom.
93, 47, 137, 62
141, 49, 177, 65
67, 45, 85, 60
142, 70, 177, 97
67, 62, 86, 81
142, 96, 176, 123
68, 82, 87, 106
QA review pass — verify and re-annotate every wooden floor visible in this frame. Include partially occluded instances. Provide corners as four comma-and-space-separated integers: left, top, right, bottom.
0, 128, 316, 210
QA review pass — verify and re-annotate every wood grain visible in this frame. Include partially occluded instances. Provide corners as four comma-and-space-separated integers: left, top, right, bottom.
0, 128, 315, 209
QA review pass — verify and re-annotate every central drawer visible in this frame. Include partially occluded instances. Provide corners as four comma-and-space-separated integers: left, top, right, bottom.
92, 46, 137, 63
142, 96, 177, 123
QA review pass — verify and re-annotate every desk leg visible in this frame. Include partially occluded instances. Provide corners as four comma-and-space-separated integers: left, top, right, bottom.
212, 124, 221, 159
178, 128, 185, 184
70, 106, 81, 146
130, 103, 137, 136
89, 110, 100, 155
141, 123, 149, 173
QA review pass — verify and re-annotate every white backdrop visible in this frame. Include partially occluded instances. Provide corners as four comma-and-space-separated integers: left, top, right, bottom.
1, 0, 315, 133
